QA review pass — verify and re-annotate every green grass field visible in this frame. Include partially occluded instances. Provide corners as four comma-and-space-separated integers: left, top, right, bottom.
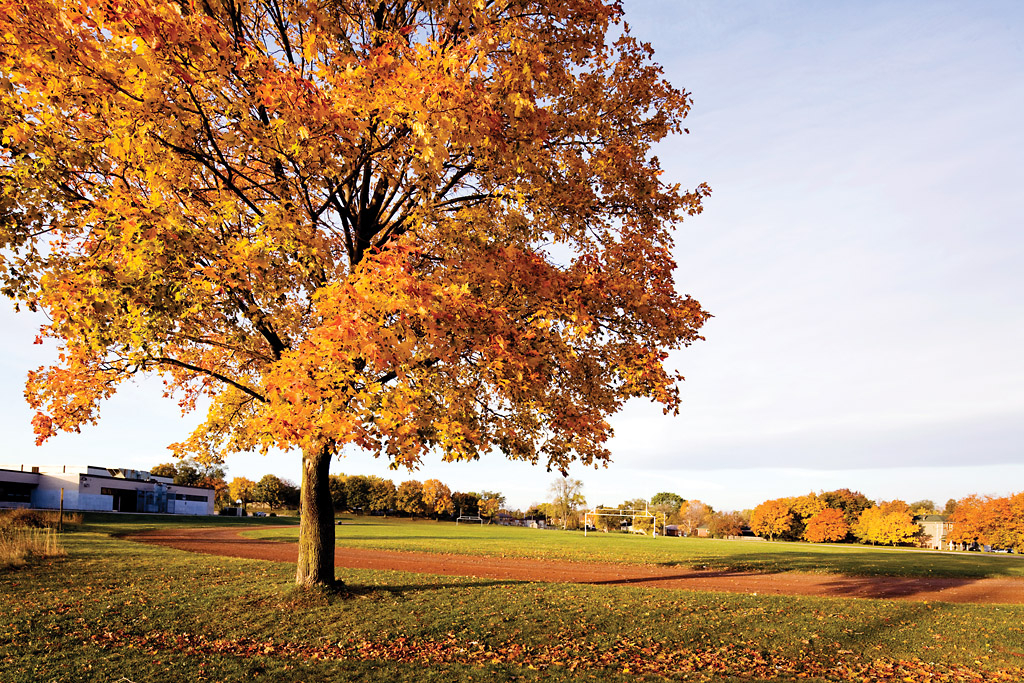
250, 516, 1024, 579
78, 511, 298, 536
2, 514, 1023, 682
2, 516, 1024, 679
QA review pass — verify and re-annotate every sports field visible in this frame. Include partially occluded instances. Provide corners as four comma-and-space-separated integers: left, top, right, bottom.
2, 514, 1023, 682
254, 516, 1024, 579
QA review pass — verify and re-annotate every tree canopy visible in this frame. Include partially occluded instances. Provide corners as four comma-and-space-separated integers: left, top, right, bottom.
1, 0, 708, 586
548, 477, 586, 529
650, 492, 685, 509
750, 499, 792, 541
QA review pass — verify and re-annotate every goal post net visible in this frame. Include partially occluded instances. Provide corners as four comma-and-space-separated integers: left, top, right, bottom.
583, 507, 666, 538
455, 507, 484, 525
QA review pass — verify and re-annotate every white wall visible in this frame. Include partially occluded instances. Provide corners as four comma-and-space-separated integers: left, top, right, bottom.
33, 472, 79, 492
31, 487, 114, 511
172, 499, 212, 515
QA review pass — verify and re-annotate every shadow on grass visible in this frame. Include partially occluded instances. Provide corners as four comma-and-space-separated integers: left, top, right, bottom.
589, 568, 774, 586
816, 574, 977, 600
280, 577, 530, 605
334, 536, 467, 543
649, 549, 1003, 580
341, 577, 529, 597
588, 566, 985, 601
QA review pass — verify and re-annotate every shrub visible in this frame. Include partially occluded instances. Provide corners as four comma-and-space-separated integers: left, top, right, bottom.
0, 508, 46, 529
0, 509, 82, 531
0, 526, 65, 568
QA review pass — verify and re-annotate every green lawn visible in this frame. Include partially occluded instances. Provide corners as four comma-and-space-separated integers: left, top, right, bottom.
1, 522, 1023, 683
79, 511, 299, 536
249, 516, 1024, 579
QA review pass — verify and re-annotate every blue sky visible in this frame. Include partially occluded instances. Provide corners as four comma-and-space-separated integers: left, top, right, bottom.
2, 0, 1022, 512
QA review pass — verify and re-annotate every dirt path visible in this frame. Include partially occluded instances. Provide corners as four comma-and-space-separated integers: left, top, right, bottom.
129, 527, 1024, 605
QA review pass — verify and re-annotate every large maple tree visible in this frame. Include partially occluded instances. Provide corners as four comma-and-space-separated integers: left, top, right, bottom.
0, 0, 709, 586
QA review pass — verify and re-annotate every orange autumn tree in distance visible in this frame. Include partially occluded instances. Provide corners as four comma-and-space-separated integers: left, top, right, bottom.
750, 499, 792, 541
0, 0, 710, 587
803, 507, 848, 543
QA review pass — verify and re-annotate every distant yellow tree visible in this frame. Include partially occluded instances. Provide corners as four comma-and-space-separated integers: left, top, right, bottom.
678, 500, 710, 536
788, 493, 826, 521
853, 505, 918, 546
395, 481, 427, 518
228, 477, 256, 510
480, 498, 501, 520
750, 499, 792, 541
421, 479, 454, 518
366, 476, 396, 514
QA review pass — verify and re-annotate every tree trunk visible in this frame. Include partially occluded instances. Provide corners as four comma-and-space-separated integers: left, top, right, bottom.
296, 441, 336, 588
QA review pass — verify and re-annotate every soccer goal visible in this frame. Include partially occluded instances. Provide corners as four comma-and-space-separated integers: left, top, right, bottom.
455, 511, 484, 525
583, 506, 666, 538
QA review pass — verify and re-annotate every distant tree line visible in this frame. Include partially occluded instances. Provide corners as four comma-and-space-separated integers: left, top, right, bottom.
948, 493, 1024, 552
551, 485, 1012, 549
149, 462, 507, 521
326, 474, 505, 522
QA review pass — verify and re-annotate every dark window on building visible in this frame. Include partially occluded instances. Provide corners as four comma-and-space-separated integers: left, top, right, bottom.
0, 482, 34, 503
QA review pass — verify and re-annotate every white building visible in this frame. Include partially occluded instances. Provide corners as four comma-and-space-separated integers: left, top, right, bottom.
915, 514, 953, 550
0, 464, 215, 515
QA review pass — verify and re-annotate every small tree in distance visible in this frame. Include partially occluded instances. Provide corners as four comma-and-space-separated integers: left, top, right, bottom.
421, 479, 455, 519
750, 499, 792, 541
396, 481, 427, 518
479, 492, 506, 522
367, 477, 396, 514
820, 489, 873, 532
708, 511, 745, 539
254, 474, 284, 510
150, 464, 177, 480
228, 477, 256, 512
650, 492, 686, 524
344, 476, 373, 513
909, 499, 937, 515
328, 475, 347, 512
549, 478, 587, 530
452, 491, 481, 517
852, 504, 918, 546
678, 500, 710, 537
803, 508, 849, 543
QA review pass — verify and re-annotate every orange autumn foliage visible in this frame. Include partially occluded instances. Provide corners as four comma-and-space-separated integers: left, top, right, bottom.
852, 505, 918, 546
0, 0, 708, 586
949, 493, 1024, 551
228, 477, 256, 506
750, 499, 792, 541
420, 478, 454, 518
803, 507, 849, 543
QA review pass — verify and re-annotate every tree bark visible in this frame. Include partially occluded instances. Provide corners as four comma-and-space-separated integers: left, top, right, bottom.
296, 441, 336, 588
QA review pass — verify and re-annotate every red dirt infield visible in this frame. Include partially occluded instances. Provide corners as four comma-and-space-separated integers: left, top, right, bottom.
129, 526, 1024, 604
